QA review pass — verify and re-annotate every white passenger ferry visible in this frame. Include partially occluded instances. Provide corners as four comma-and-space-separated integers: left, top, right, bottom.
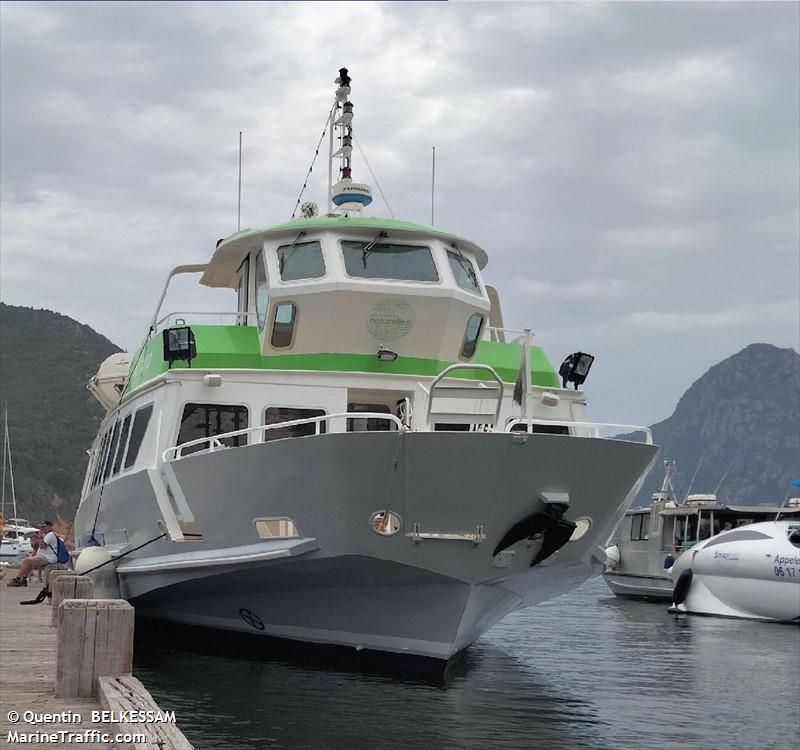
73, 69, 657, 662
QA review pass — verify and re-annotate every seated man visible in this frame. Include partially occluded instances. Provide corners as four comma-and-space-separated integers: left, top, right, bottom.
6, 521, 58, 587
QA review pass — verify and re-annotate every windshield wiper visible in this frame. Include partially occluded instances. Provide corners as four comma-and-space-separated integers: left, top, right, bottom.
279, 231, 306, 275
362, 231, 388, 268
451, 242, 479, 287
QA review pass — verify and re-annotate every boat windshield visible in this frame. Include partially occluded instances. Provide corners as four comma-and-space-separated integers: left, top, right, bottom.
447, 250, 480, 293
341, 240, 439, 282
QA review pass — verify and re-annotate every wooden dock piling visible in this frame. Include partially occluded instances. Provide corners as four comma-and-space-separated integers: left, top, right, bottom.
56, 599, 134, 699
51, 574, 95, 626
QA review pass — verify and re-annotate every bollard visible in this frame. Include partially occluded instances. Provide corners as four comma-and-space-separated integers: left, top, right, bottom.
55, 599, 134, 698
45, 565, 71, 587
51, 574, 94, 626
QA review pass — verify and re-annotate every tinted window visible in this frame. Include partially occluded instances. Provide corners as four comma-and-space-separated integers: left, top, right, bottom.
124, 404, 153, 469
255, 251, 269, 331
277, 241, 325, 281
347, 403, 393, 432
447, 250, 481, 293
630, 514, 649, 541
271, 303, 296, 348
461, 314, 484, 358
264, 407, 326, 441
112, 414, 132, 476
103, 422, 121, 481
237, 257, 249, 324
178, 403, 249, 455
341, 241, 438, 281
510, 422, 569, 435
92, 431, 110, 488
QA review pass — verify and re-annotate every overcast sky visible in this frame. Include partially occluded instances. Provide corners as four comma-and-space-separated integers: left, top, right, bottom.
1, 1, 798, 427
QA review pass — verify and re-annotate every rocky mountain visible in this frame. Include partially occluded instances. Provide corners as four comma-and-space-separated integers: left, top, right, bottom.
0, 303, 121, 526
629, 343, 800, 506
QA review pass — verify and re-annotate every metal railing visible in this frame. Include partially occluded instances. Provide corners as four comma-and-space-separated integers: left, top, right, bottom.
154, 311, 253, 332
505, 418, 653, 444
163, 411, 405, 461
424, 363, 504, 428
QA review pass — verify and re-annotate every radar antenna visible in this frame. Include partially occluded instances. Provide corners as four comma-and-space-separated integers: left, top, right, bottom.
327, 67, 373, 215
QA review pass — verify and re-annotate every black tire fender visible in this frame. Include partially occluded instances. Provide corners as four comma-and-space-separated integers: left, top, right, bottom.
672, 568, 693, 605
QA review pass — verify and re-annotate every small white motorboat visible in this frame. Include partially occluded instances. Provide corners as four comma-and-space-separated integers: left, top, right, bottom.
669, 520, 800, 622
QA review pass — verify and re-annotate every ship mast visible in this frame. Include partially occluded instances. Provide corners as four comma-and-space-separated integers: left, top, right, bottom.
327, 67, 373, 215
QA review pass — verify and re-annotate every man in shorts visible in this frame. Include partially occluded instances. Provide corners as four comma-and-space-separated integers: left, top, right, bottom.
6, 521, 58, 587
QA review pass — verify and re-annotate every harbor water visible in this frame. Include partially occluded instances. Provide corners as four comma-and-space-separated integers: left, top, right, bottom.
133, 576, 799, 749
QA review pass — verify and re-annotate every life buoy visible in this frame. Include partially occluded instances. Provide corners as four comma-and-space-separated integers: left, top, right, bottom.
672, 568, 693, 605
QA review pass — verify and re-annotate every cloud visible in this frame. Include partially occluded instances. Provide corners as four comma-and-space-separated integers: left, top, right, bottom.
1, 1, 797, 427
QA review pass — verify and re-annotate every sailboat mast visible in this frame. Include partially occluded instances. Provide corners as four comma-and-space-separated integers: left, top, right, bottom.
1, 408, 6, 517
5, 413, 18, 521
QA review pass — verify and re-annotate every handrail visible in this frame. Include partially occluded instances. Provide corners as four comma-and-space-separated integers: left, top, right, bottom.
154, 310, 254, 330
425, 364, 504, 428
164, 411, 404, 461
147, 265, 209, 336
505, 418, 653, 445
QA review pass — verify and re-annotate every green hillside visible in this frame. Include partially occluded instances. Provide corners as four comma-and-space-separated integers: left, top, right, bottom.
0, 303, 121, 524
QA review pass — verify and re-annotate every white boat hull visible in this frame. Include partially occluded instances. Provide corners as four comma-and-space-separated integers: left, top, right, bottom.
670, 521, 800, 623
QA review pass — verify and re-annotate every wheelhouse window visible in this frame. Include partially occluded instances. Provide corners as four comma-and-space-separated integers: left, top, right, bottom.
264, 407, 326, 441
271, 303, 297, 348
255, 251, 269, 331
124, 404, 153, 469
177, 403, 248, 455
461, 314, 484, 358
236, 257, 249, 324
341, 240, 439, 282
447, 250, 481, 294
347, 403, 394, 432
277, 240, 325, 281
630, 513, 649, 541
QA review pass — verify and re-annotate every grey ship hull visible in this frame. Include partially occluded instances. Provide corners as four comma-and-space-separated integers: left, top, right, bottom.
76, 431, 658, 660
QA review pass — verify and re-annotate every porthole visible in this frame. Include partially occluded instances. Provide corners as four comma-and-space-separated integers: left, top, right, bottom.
370, 510, 401, 536
569, 517, 592, 542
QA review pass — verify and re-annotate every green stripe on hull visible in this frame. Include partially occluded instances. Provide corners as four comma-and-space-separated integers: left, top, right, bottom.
124, 326, 559, 394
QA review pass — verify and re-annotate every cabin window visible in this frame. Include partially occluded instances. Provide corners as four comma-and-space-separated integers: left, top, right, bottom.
347, 403, 394, 432
236, 257, 250, 324
509, 421, 570, 435
271, 303, 297, 348
447, 250, 481, 294
103, 421, 122, 481
277, 240, 326, 281
341, 240, 439, 282
177, 403, 249, 455
630, 513, 649, 541
264, 407, 327, 441
111, 414, 132, 476
124, 404, 153, 469
461, 314, 484, 359
434, 423, 472, 432
91, 431, 111, 488
255, 251, 269, 331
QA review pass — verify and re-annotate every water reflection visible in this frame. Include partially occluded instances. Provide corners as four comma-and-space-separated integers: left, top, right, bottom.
133, 579, 799, 750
